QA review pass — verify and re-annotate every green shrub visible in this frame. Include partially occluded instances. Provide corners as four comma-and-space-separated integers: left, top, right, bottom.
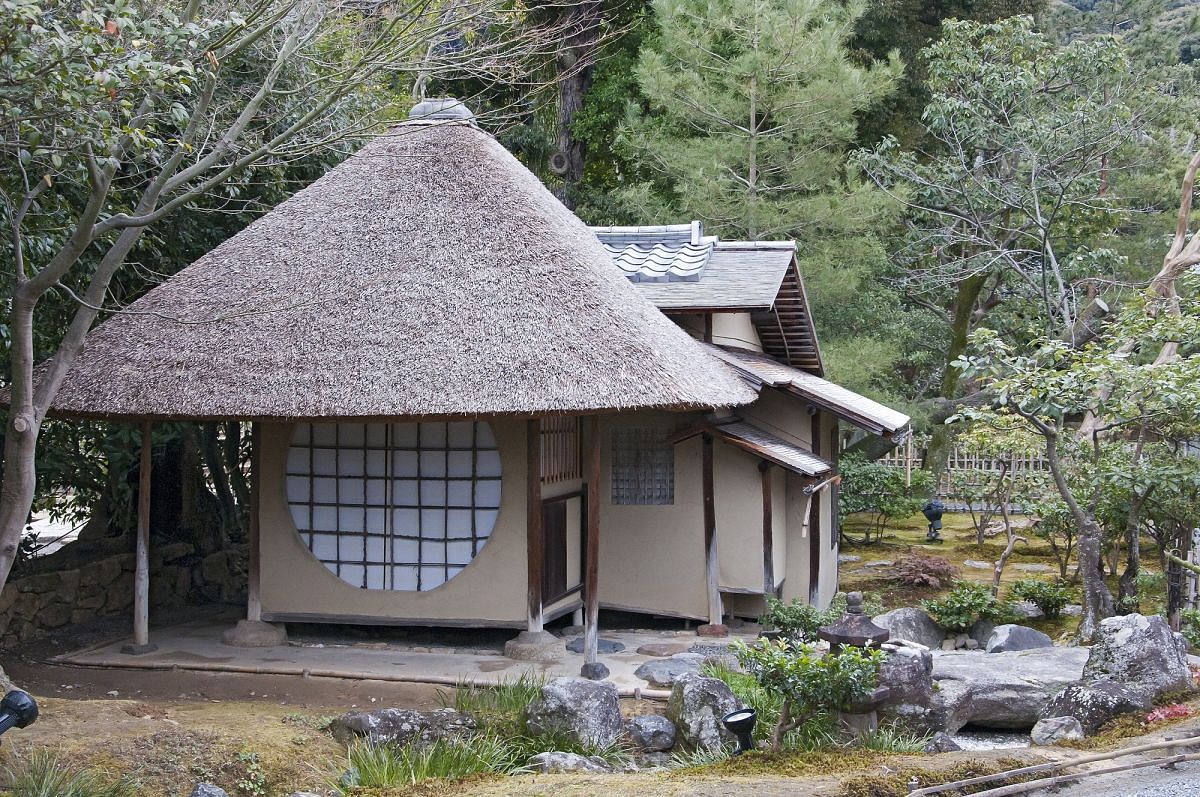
1181, 609, 1200, 650
734, 638, 884, 752
3, 750, 134, 797
839, 455, 935, 541
762, 593, 884, 641
922, 580, 1010, 632
1008, 578, 1072, 619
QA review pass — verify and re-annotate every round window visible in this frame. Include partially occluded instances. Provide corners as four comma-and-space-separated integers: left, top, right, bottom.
285, 422, 502, 591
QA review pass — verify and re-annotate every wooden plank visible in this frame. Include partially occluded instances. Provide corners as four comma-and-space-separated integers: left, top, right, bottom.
583, 415, 601, 666
247, 422, 262, 623
760, 460, 774, 597
263, 611, 527, 629
526, 419, 544, 632
703, 433, 722, 625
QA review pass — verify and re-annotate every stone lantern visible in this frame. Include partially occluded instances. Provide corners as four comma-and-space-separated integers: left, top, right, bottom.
817, 592, 891, 740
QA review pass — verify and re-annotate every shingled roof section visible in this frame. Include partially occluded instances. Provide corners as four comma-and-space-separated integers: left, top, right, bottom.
591, 224, 823, 375
45, 113, 756, 421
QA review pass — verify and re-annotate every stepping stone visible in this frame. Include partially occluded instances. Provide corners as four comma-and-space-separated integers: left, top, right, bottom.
838, 554, 862, 564
964, 559, 992, 570
1015, 563, 1056, 573
566, 637, 625, 654
636, 642, 690, 657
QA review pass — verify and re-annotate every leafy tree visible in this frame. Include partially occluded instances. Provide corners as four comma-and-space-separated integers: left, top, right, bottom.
838, 454, 934, 542
734, 637, 884, 752
954, 286, 1200, 639
855, 16, 1190, 471
0, 0, 567, 589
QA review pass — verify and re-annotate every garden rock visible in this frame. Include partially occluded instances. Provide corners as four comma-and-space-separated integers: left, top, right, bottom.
964, 559, 992, 570
637, 642, 690, 657
1016, 563, 1056, 574
329, 707, 476, 746
634, 653, 705, 687
666, 673, 738, 752
188, 786, 228, 797
626, 715, 677, 752
1082, 614, 1192, 703
1031, 716, 1085, 745
838, 554, 861, 564
873, 608, 943, 650
986, 625, 1053, 653
527, 751, 614, 773
1041, 680, 1150, 734
1010, 601, 1045, 620
566, 637, 625, 654
923, 732, 961, 753
526, 677, 623, 748
878, 645, 934, 707
933, 647, 1089, 732
969, 619, 995, 647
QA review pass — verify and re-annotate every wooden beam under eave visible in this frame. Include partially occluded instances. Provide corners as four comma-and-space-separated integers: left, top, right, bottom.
760, 460, 774, 598
808, 412, 822, 605
702, 433, 722, 626
526, 418, 544, 633
122, 421, 157, 655
582, 416, 601, 669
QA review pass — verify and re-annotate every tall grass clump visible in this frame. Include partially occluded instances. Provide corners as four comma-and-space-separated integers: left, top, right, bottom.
858, 722, 933, 753
3, 749, 135, 797
439, 673, 545, 731
336, 736, 512, 790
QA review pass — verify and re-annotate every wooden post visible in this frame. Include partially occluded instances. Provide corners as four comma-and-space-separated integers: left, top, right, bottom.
583, 416, 601, 668
122, 421, 157, 655
809, 412, 822, 605
247, 422, 262, 623
702, 433, 722, 626
760, 460, 774, 597
526, 419, 544, 633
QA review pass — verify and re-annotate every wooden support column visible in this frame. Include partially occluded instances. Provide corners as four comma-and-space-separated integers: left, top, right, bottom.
582, 416, 601, 669
760, 460, 774, 598
702, 433, 722, 627
809, 411, 822, 605
247, 422, 262, 623
122, 421, 157, 655
526, 419, 544, 633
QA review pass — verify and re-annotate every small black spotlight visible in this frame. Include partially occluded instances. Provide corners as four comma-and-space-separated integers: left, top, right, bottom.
0, 690, 38, 737
722, 707, 757, 755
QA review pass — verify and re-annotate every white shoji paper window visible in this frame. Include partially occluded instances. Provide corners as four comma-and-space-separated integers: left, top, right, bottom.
286, 422, 502, 591
610, 427, 674, 505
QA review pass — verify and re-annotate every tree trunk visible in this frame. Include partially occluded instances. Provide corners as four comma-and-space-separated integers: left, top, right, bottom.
552, 0, 602, 209
1118, 497, 1146, 610
0, 299, 42, 587
200, 422, 240, 539
925, 274, 988, 474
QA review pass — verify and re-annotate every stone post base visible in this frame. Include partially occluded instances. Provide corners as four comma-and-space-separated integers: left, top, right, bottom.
120, 642, 158, 655
696, 623, 730, 638
504, 630, 564, 662
222, 619, 288, 648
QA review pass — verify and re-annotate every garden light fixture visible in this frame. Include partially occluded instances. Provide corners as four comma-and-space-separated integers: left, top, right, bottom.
0, 690, 38, 738
721, 707, 757, 755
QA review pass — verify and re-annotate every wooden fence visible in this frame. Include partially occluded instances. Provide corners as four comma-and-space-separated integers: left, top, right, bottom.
877, 436, 1051, 512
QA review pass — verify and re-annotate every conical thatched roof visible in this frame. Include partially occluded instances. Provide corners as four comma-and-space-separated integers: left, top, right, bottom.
47, 118, 755, 421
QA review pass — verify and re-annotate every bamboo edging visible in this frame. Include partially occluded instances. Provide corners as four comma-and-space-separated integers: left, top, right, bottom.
909, 734, 1200, 796
959, 752, 1200, 797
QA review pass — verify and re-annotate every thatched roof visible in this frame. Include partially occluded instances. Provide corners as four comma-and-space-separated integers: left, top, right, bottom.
46, 118, 756, 421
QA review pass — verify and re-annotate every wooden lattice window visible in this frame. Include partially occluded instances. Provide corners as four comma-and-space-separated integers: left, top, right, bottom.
540, 416, 580, 484
611, 427, 674, 505
286, 422, 502, 591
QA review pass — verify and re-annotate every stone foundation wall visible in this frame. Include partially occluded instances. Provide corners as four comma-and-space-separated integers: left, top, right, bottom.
0, 541, 247, 647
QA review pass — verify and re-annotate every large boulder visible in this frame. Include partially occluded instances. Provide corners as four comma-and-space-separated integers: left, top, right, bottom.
634, 653, 705, 688
1041, 680, 1151, 734
1083, 614, 1192, 702
527, 752, 614, 773
526, 677, 622, 748
933, 647, 1089, 733
1031, 716, 1084, 746
986, 625, 1053, 653
878, 644, 939, 731
666, 673, 738, 753
329, 707, 476, 746
873, 608, 943, 650
626, 715, 677, 752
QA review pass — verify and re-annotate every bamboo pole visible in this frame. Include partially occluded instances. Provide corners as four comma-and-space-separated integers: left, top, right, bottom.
909, 735, 1200, 796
